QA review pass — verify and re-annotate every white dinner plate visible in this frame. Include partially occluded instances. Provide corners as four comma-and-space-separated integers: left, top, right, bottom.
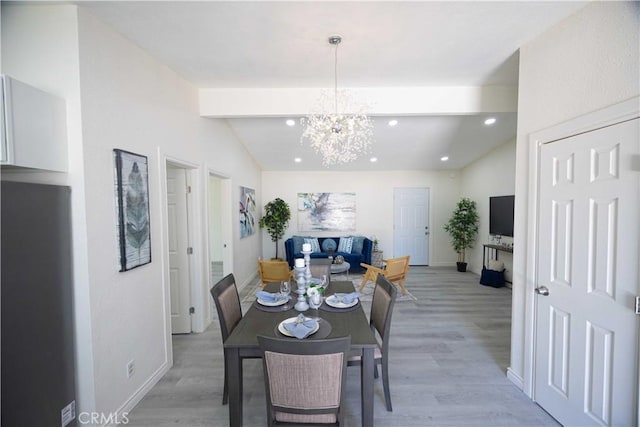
257, 297, 288, 307
325, 294, 358, 309
278, 317, 320, 337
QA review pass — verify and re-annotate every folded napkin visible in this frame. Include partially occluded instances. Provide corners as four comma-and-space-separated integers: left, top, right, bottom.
283, 314, 318, 339
256, 291, 290, 303
333, 292, 360, 304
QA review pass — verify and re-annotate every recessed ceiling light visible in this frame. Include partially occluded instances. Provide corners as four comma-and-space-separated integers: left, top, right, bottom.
388, 119, 398, 127
370, 157, 378, 162
294, 157, 302, 163
286, 119, 296, 126
484, 117, 496, 126
440, 156, 449, 162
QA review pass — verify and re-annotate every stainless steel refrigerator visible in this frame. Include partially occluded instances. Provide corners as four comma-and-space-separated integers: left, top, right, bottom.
1, 180, 77, 426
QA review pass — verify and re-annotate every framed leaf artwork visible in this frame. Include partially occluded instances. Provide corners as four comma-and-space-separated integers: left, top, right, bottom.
113, 149, 151, 271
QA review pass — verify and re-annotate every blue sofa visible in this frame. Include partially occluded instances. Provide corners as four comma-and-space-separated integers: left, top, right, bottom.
284, 236, 373, 273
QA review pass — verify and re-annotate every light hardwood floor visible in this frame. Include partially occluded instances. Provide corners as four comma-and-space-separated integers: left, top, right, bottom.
126, 267, 559, 426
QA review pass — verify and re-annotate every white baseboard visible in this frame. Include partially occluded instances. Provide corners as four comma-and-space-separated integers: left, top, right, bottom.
507, 367, 524, 390
238, 270, 258, 292
108, 360, 171, 426
427, 261, 457, 267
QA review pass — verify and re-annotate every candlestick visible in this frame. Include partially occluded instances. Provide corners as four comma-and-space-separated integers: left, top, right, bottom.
294, 265, 309, 311
301, 250, 312, 285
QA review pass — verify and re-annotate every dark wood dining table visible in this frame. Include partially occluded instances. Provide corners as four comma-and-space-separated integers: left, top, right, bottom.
224, 280, 377, 426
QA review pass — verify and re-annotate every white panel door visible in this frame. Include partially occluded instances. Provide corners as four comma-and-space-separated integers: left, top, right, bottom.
534, 118, 639, 426
393, 188, 429, 265
167, 166, 192, 334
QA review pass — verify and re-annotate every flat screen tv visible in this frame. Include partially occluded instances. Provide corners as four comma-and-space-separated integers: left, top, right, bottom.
490, 195, 515, 237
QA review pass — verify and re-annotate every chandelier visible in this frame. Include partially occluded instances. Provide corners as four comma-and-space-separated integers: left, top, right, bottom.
301, 35, 373, 166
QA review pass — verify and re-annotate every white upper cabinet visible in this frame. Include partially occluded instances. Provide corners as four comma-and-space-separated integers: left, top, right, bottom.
1, 75, 67, 172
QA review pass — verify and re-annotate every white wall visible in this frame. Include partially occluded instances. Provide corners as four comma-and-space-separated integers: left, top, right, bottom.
208, 176, 223, 261
510, 1, 639, 390
75, 7, 262, 414
261, 170, 461, 266
460, 139, 516, 277
2, 3, 263, 417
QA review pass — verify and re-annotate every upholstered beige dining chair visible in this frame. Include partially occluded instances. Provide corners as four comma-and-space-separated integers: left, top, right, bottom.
210, 273, 259, 404
258, 259, 294, 288
359, 255, 410, 295
258, 335, 351, 426
348, 274, 397, 411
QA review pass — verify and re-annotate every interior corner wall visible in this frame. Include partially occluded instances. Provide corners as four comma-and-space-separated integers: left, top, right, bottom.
2, 3, 262, 417
460, 139, 516, 276
511, 0, 639, 389
261, 170, 461, 267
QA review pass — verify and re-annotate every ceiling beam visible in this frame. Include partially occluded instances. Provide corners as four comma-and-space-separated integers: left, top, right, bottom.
199, 86, 517, 118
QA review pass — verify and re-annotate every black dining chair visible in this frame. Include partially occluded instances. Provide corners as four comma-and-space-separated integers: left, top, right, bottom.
257, 335, 351, 426
210, 273, 258, 405
348, 274, 397, 411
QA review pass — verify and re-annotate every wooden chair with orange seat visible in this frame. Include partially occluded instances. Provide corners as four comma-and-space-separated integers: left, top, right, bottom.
358, 255, 410, 295
258, 259, 294, 288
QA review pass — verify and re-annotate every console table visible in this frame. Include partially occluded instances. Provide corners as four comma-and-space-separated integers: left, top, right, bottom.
482, 244, 513, 284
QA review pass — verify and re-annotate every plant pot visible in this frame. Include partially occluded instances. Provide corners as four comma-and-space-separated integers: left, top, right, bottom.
456, 262, 468, 272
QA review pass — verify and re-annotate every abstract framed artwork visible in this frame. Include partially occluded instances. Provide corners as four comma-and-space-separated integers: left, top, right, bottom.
239, 186, 256, 238
114, 149, 151, 271
298, 192, 356, 232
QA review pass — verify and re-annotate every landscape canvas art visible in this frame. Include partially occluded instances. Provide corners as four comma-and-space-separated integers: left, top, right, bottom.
239, 186, 256, 238
114, 149, 151, 271
298, 192, 356, 232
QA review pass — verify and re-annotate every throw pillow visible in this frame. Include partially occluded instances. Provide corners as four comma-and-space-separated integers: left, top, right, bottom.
321, 238, 338, 252
337, 236, 353, 253
304, 237, 321, 253
488, 260, 504, 271
351, 236, 365, 254
292, 236, 305, 254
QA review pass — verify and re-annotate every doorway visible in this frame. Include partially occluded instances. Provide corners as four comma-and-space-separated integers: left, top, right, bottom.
393, 188, 430, 265
166, 164, 193, 334
206, 171, 233, 323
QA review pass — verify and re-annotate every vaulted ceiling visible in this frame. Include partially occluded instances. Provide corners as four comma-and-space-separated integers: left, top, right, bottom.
80, 1, 588, 170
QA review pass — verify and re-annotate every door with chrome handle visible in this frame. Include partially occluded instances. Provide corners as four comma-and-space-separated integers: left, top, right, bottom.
535, 286, 550, 296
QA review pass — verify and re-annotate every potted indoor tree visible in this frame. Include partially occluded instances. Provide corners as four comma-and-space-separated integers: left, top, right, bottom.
259, 198, 291, 260
444, 197, 479, 272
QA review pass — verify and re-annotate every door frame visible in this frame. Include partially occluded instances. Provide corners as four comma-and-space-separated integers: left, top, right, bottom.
158, 152, 204, 365
204, 167, 233, 325
523, 97, 640, 401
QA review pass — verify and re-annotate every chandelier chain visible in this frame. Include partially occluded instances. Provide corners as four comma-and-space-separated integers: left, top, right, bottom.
334, 40, 338, 114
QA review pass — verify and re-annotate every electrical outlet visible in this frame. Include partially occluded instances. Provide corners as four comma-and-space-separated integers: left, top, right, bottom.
127, 359, 135, 378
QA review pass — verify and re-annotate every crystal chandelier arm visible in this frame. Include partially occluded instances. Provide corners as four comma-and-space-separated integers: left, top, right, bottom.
301, 35, 373, 167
